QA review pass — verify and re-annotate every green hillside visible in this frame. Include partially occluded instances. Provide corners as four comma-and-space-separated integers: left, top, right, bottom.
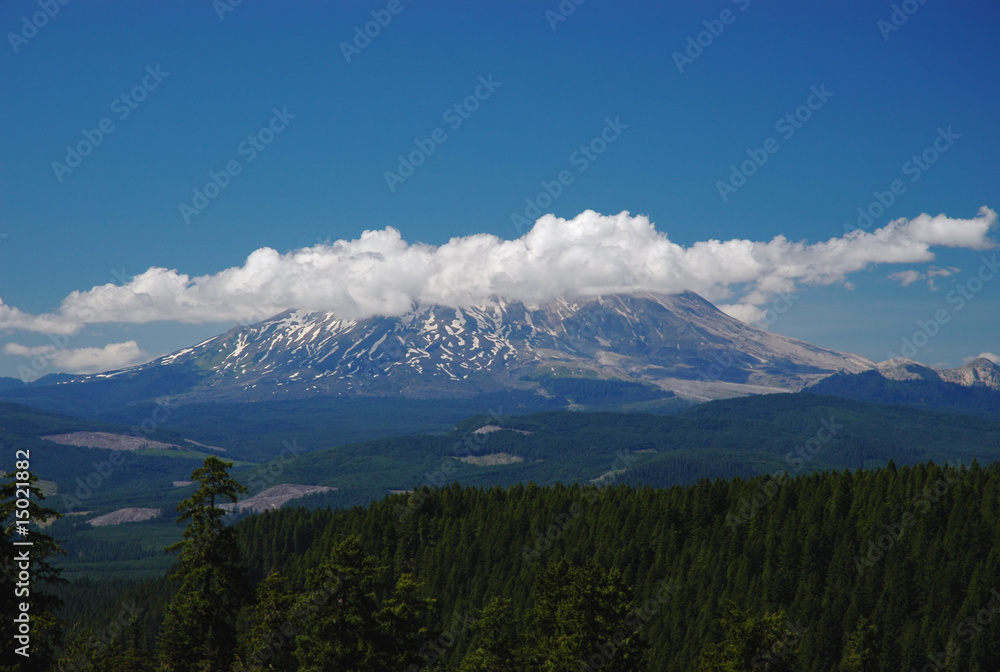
9, 393, 999, 583
50, 461, 1000, 671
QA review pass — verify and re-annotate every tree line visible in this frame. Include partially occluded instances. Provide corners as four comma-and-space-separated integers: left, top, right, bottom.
4, 456, 1000, 670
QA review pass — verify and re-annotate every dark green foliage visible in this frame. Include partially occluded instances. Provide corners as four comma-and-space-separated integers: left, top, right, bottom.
290, 535, 434, 671
220, 462, 999, 671
1, 470, 65, 671
840, 617, 878, 672
232, 573, 298, 671
157, 457, 248, 672
27, 385, 1000, 672
459, 597, 519, 672
523, 560, 648, 671
695, 602, 802, 671
50, 460, 1000, 671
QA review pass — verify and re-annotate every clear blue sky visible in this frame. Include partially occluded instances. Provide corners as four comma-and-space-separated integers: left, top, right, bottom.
1, 0, 998, 378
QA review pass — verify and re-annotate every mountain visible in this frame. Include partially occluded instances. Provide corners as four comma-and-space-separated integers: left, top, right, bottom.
0, 377, 25, 392
873, 355, 1000, 390
807, 363, 1000, 423
29, 292, 873, 407
874, 357, 943, 382
938, 356, 1000, 388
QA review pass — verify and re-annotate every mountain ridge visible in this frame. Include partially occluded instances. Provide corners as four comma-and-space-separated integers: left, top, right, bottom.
61, 291, 876, 403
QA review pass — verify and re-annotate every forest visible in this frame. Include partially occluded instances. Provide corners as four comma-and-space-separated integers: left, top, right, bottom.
4, 454, 1000, 671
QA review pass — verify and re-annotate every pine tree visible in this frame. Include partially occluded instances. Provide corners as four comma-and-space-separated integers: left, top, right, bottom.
1, 469, 65, 672
695, 602, 802, 672
233, 572, 297, 672
292, 535, 433, 672
840, 616, 878, 672
158, 457, 248, 672
459, 597, 520, 672
523, 560, 648, 672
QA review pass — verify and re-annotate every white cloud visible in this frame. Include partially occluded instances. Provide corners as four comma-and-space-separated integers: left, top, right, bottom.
0, 299, 82, 334
0, 206, 995, 334
3, 341, 148, 374
905, 209, 997, 249
963, 352, 1000, 365
887, 265, 959, 290
888, 270, 924, 287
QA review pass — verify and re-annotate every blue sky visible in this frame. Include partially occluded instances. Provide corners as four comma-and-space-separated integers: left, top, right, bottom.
0, 0, 998, 378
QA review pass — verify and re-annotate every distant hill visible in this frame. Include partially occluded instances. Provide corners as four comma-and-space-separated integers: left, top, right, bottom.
262, 393, 1000, 515
806, 366, 1000, 423
26, 390, 1000, 583
0, 377, 25, 392
70, 463, 1000, 672
871, 355, 1000, 390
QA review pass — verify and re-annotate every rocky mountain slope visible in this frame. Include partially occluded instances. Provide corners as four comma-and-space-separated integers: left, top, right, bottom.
70, 291, 876, 402
875, 356, 1000, 390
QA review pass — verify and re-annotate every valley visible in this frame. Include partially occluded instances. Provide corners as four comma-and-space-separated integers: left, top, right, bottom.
2, 293, 997, 669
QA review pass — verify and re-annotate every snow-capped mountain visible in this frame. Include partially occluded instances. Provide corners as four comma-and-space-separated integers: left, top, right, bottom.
938, 357, 1000, 389
873, 356, 1000, 390
77, 291, 875, 401
874, 357, 944, 382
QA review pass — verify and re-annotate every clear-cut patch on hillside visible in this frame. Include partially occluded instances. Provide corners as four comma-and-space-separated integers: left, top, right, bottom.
221, 483, 335, 514
87, 507, 162, 527
43, 432, 179, 451
456, 452, 525, 466
472, 424, 533, 435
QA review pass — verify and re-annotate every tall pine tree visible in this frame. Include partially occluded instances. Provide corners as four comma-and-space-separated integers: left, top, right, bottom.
158, 457, 247, 672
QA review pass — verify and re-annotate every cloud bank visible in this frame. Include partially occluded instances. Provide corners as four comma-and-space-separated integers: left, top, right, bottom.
3, 341, 148, 375
964, 352, 1000, 365
0, 207, 995, 336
